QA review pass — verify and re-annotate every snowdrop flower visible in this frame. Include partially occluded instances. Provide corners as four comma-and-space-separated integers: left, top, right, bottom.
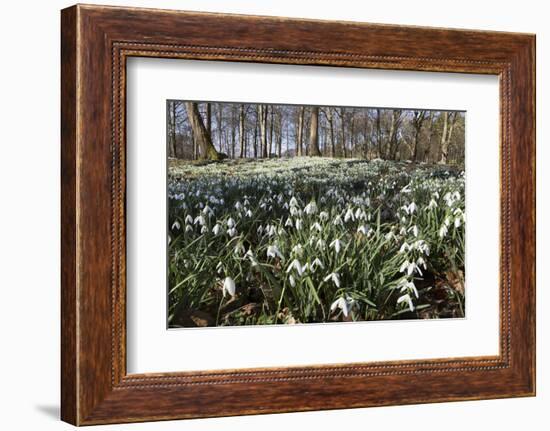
401, 184, 412, 193
267, 244, 284, 259
427, 199, 438, 210
295, 219, 303, 231
226, 217, 236, 228
333, 215, 343, 226
399, 242, 410, 254
310, 258, 324, 272
288, 274, 296, 287
454, 217, 462, 228
202, 205, 214, 216
234, 201, 242, 210
289, 197, 299, 207
330, 296, 354, 317
357, 225, 370, 236
304, 201, 318, 215
310, 222, 322, 232
222, 277, 236, 298
212, 224, 223, 236
216, 261, 223, 274
399, 279, 419, 298
323, 272, 341, 288
286, 259, 306, 276
171, 220, 181, 230
200, 226, 208, 234
185, 225, 193, 233
291, 244, 303, 256
266, 224, 277, 237
316, 238, 326, 251
399, 260, 422, 276
227, 227, 237, 237
285, 217, 293, 227
185, 214, 193, 225
409, 225, 419, 237
319, 211, 329, 221
257, 225, 264, 235
344, 208, 355, 223
397, 293, 414, 312
416, 256, 427, 270
245, 209, 253, 218
234, 242, 246, 256
329, 238, 343, 254
245, 250, 259, 267
194, 215, 206, 226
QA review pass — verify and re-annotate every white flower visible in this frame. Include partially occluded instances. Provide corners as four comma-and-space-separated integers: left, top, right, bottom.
212, 224, 223, 235
399, 260, 422, 276
226, 217, 236, 228
202, 205, 214, 216
200, 226, 208, 234
397, 293, 414, 312
316, 238, 326, 251
289, 197, 299, 207
194, 215, 206, 226
323, 272, 341, 288
319, 211, 329, 221
427, 199, 438, 210
234, 242, 246, 256
171, 220, 181, 230
245, 209, 253, 218
439, 224, 448, 238
399, 279, 419, 298
291, 244, 303, 256
222, 277, 236, 298
304, 201, 318, 215
454, 217, 462, 228
330, 296, 355, 317
267, 244, 284, 259
286, 259, 306, 276
310, 222, 322, 232
185, 214, 193, 225
333, 215, 343, 226
285, 218, 293, 227
288, 275, 296, 287
185, 225, 193, 233
399, 242, 410, 253
245, 250, 259, 266
295, 218, 303, 230
357, 225, 370, 235
310, 258, 324, 272
227, 227, 237, 237
329, 238, 343, 254
344, 208, 355, 223
409, 225, 419, 237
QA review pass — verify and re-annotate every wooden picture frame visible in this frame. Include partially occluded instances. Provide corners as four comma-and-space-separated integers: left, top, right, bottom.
61, 4, 536, 425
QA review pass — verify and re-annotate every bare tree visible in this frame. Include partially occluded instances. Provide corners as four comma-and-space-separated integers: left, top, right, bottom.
239, 105, 246, 158
439, 111, 458, 164
296, 106, 305, 156
184, 102, 221, 160
258, 105, 268, 158
411, 110, 427, 161
308, 107, 321, 156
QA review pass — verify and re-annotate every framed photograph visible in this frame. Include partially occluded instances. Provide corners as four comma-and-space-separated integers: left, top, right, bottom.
61, 4, 536, 425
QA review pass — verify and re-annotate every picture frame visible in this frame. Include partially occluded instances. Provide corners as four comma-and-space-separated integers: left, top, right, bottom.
61, 4, 535, 425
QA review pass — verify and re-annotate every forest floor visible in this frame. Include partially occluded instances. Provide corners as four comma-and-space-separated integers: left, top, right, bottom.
167, 157, 465, 327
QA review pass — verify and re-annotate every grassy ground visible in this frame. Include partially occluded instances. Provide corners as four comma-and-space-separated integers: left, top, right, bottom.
167, 157, 465, 328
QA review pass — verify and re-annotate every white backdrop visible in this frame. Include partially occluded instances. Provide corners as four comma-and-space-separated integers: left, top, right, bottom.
0, 1, 546, 430
126, 58, 500, 373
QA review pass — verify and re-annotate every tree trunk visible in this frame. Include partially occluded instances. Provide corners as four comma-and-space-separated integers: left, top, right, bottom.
308, 107, 321, 156
297, 106, 304, 156
169, 101, 177, 158
184, 102, 221, 160
239, 105, 245, 158
269, 108, 274, 157
259, 105, 268, 158
327, 108, 335, 157
206, 103, 212, 135
339, 108, 346, 158
376, 109, 382, 158
439, 112, 457, 164
412, 110, 426, 161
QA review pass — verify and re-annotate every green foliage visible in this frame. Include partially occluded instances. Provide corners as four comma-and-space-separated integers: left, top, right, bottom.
167, 157, 465, 327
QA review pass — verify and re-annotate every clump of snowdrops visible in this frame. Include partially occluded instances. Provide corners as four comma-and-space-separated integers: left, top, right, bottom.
167, 157, 465, 327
